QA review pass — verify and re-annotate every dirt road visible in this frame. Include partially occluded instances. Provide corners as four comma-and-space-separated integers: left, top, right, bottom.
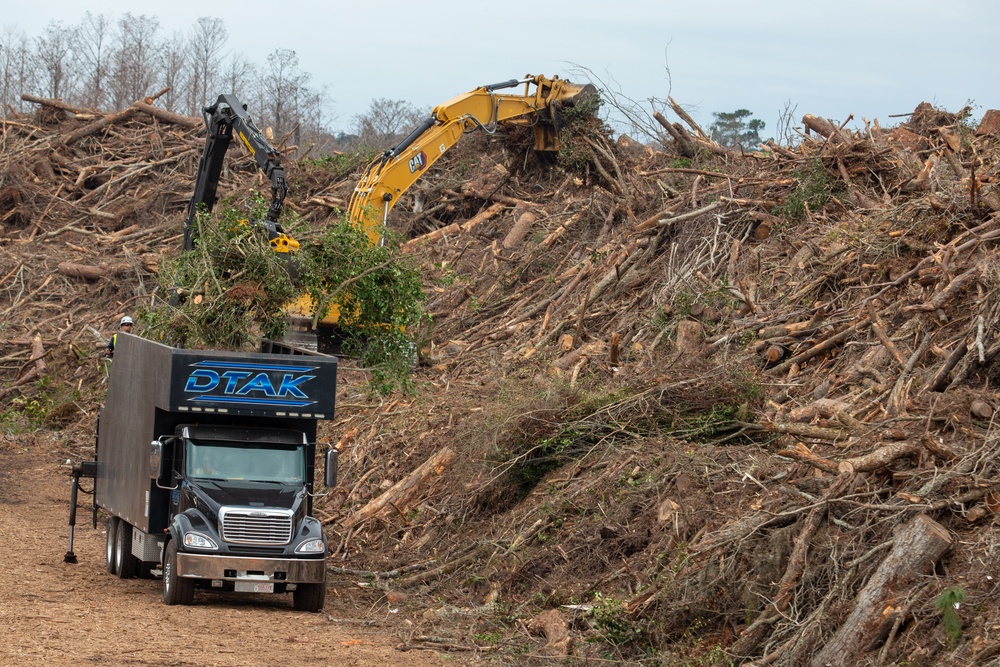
0, 437, 456, 667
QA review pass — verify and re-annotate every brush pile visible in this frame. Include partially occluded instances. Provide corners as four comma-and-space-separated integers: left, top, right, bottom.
2, 88, 1000, 664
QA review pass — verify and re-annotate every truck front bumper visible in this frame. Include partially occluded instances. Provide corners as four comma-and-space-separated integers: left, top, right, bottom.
176, 552, 325, 584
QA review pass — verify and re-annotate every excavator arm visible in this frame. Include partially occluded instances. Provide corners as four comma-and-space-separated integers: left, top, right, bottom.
183, 93, 297, 253
347, 74, 596, 241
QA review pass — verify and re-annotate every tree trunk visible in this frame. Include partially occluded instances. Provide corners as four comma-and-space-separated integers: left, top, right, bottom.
341, 447, 455, 530
810, 514, 952, 667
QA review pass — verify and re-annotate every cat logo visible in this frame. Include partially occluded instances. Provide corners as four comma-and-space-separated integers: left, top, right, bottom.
408, 151, 427, 174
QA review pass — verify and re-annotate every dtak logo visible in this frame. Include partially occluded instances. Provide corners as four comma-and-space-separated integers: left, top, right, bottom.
408, 151, 427, 174
183, 360, 318, 407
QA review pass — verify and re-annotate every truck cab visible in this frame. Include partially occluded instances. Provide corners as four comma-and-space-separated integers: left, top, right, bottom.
152, 424, 334, 610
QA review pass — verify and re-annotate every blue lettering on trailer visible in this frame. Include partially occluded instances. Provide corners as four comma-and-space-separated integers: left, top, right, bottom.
183, 360, 319, 408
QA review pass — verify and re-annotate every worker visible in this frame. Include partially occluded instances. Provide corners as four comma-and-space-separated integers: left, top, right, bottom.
104, 316, 134, 358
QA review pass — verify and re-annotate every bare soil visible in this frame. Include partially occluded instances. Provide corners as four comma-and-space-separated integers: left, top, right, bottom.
0, 436, 455, 667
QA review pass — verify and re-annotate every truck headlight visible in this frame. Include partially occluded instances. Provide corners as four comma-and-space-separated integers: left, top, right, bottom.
295, 538, 325, 554
183, 532, 219, 550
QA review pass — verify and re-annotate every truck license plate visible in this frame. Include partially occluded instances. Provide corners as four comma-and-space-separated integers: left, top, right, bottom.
236, 581, 274, 593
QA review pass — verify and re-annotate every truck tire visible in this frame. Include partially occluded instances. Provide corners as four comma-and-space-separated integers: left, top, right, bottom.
162, 539, 194, 606
105, 517, 119, 575
292, 582, 325, 612
114, 519, 138, 579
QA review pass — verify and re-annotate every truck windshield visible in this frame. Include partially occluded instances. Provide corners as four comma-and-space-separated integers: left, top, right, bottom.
186, 441, 306, 483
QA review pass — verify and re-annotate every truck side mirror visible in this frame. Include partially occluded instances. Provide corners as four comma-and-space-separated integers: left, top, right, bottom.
149, 440, 164, 479
324, 448, 338, 488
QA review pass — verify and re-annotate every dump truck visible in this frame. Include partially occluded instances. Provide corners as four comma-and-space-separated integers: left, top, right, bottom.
66, 333, 338, 611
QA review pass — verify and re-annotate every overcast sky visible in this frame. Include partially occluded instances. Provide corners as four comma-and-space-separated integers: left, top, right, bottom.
4, 0, 999, 138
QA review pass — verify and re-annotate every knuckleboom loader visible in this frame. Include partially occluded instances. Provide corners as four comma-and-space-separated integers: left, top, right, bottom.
183, 93, 298, 255
65, 334, 338, 611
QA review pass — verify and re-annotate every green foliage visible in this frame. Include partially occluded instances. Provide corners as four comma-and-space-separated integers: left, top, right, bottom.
146, 193, 425, 395
709, 109, 765, 149
298, 221, 426, 395
0, 376, 74, 432
587, 593, 645, 647
149, 193, 297, 350
301, 150, 376, 180
508, 428, 585, 492
1, 394, 51, 432
935, 586, 966, 646
779, 159, 838, 222
645, 364, 763, 444
560, 88, 602, 125
670, 158, 693, 169
555, 89, 605, 171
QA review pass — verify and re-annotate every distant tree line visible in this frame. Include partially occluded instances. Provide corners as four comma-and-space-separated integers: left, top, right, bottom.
709, 109, 765, 149
0, 14, 344, 153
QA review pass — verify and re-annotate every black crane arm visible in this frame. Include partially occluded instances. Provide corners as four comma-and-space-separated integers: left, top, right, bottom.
183, 94, 289, 251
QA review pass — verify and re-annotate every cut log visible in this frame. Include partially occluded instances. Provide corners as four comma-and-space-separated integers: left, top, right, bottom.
837, 441, 920, 474
526, 609, 572, 655
802, 114, 849, 145
132, 101, 201, 129
668, 96, 708, 140
652, 111, 696, 157
541, 211, 584, 248
776, 441, 839, 474
403, 202, 504, 250
976, 109, 1000, 137
675, 319, 704, 357
0, 367, 40, 400
502, 211, 536, 249
767, 318, 871, 377
29, 334, 46, 375
19, 94, 92, 115
57, 262, 129, 281
810, 514, 952, 667
341, 447, 455, 530
921, 341, 968, 393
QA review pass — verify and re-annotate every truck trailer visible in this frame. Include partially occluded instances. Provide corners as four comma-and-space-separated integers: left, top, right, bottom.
66, 333, 338, 612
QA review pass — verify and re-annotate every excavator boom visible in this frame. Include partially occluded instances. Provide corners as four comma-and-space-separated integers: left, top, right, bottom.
185, 77, 597, 349
348, 74, 596, 240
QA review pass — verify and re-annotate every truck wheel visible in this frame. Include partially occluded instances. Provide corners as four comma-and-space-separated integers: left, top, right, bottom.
292, 582, 326, 612
162, 539, 194, 606
114, 519, 138, 579
105, 517, 119, 575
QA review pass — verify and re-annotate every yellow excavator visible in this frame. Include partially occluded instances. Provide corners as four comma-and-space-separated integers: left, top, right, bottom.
346, 74, 597, 241
187, 75, 596, 352
283, 74, 597, 348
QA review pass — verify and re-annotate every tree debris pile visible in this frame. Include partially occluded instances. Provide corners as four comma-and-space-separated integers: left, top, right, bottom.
3, 91, 1000, 665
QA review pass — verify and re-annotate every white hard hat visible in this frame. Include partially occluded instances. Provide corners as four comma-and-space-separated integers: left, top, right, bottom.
120, 316, 134, 326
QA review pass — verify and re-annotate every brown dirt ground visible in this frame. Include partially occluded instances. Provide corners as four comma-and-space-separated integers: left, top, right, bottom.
0, 436, 460, 667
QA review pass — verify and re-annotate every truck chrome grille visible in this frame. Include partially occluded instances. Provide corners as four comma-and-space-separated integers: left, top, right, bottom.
220, 508, 293, 545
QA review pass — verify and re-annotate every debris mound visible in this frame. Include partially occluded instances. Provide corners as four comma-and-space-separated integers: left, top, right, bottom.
2, 90, 1000, 664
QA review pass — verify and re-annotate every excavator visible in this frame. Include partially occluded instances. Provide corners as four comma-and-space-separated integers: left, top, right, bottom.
346, 74, 597, 241
184, 75, 597, 352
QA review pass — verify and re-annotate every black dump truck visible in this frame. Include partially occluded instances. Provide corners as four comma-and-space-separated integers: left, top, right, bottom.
66, 333, 338, 611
